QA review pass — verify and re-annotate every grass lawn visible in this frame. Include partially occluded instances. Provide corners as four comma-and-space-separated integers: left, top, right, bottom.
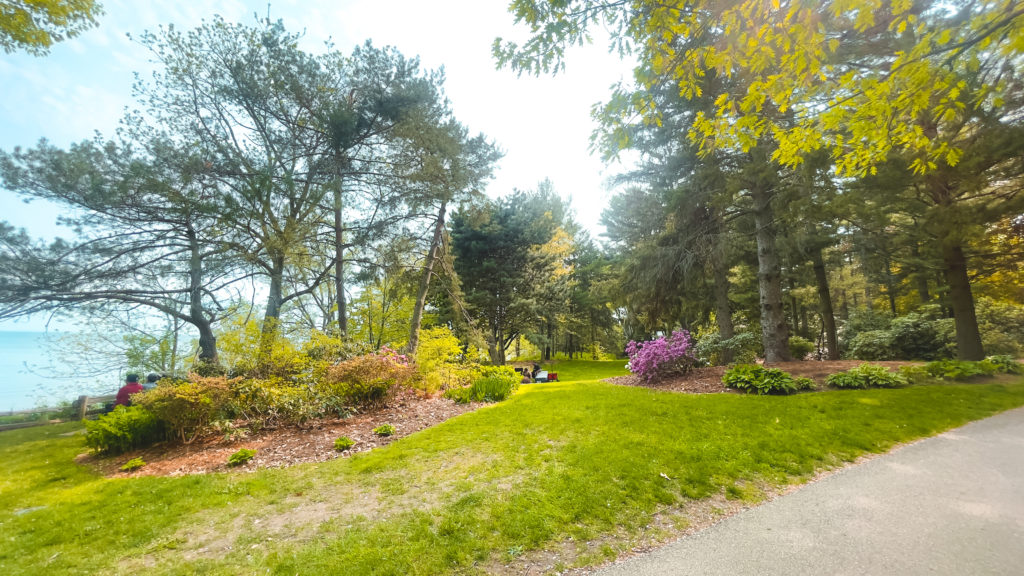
3, 363, 1024, 575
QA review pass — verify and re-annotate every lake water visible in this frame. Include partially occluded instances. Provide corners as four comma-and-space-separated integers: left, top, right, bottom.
0, 331, 121, 411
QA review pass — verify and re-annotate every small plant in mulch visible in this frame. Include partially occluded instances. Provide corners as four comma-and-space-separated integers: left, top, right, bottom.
227, 448, 257, 467
120, 457, 146, 472
373, 424, 395, 437
334, 436, 355, 451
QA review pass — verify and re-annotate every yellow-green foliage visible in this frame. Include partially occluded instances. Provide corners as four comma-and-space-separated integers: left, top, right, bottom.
415, 326, 476, 393
217, 318, 305, 377
134, 377, 230, 444
226, 377, 318, 426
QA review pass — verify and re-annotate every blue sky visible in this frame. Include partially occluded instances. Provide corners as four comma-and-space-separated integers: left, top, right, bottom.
0, 0, 635, 331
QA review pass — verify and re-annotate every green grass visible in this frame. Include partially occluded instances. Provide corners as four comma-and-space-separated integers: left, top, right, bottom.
541, 359, 629, 381
2, 373, 1024, 575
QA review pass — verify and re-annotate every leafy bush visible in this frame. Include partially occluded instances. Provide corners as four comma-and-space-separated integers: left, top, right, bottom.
898, 364, 931, 384
445, 366, 520, 404
84, 405, 163, 454
120, 457, 146, 472
695, 332, 759, 365
826, 364, 908, 389
373, 424, 395, 437
334, 436, 355, 451
976, 298, 1024, 356
626, 330, 697, 382
844, 306, 955, 361
788, 336, 815, 360
319, 348, 416, 409
415, 326, 476, 393
986, 355, 1024, 374
847, 330, 896, 361
226, 377, 318, 426
227, 448, 257, 467
722, 364, 805, 395
794, 377, 816, 391
134, 377, 229, 444
925, 359, 999, 380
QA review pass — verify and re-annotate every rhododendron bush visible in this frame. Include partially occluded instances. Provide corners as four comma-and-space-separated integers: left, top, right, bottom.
625, 330, 697, 382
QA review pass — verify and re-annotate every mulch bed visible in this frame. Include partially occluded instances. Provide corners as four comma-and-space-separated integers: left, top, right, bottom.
607, 360, 920, 394
80, 388, 482, 478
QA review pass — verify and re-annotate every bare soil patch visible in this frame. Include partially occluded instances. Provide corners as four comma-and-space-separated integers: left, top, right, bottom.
607, 360, 921, 394
80, 388, 481, 478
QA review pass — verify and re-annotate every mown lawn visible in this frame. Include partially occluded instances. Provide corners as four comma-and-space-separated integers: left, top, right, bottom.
2, 363, 1024, 575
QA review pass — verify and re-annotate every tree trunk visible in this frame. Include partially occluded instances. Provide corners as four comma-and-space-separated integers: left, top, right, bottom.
812, 246, 840, 360
334, 183, 348, 337
187, 231, 218, 364
260, 255, 286, 360
752, 186, 791, 362
407, 200, 447, 353
710, 241, 735, 363
911, 244, 931, 304
942, 242, 985, 360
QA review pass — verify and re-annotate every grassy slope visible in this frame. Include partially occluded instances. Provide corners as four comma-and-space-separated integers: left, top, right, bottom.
2, 362, 1023, 575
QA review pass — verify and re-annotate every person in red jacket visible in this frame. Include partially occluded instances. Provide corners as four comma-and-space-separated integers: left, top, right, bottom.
115, 373, 144, 407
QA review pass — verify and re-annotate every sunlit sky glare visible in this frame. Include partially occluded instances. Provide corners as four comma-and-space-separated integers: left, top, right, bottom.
0, 0, 637, 331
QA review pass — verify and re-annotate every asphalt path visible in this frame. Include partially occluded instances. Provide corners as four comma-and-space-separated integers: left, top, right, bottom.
595, 406, 1024, 576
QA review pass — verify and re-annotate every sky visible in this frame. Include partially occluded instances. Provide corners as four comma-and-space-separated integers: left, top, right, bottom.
0, 0, 637, 332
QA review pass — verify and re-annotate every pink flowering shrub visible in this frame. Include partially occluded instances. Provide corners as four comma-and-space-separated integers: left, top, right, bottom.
626, 330, 697, 382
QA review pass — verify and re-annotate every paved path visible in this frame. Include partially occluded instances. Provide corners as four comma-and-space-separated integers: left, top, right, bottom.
596, 407, 1024, 576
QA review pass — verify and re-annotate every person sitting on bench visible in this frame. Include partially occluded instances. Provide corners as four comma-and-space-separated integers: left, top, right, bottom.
115, 373, 144, 407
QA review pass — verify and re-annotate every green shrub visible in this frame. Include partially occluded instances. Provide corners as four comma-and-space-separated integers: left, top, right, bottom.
414, 326, 476, 393
695, 332, 759, 365
334, 436, 355, 451
925, 359, 999, 380
227, 377, 319, 426
120, 457, 146, 472
445, 366, 521, 403
847, 330, 896, 361
84, 405, 163, 455
898, 364, 931, 384
134, 377, 229, 444
788, 336, 816, 360
794, 377, 816, 391
826, 364, 908, 389
373, 424, 395, 437
722, 364, 804, 395
227, 448, 257, 467
985, 355, 1023, 374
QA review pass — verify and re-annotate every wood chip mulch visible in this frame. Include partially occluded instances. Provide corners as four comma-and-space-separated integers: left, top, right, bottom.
607, 360, 921, 394
80, 388, 482, 478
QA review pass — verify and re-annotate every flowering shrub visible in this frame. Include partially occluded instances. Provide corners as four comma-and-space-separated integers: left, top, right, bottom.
319, 348, 417, 409
625, 331, 698, 382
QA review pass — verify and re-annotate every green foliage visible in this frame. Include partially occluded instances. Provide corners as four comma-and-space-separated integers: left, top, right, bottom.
334, 436, 355, 452
414, 326, 476, 393
84, 405, 163, 455
976, 298, 1024, 356
925, 359, 999, 381
120, 457, 146, 472
721, 364, 804, 395
846, 308, 954, 361
445, 366, 521, 403
695, 332, 759, 365
826, 364, 908, 389
788, 336, 815, 360
987, 355, 1024, 374
227, 448, 256, 467
372, 424, 395, 437
226, 377, 319, 426
319, 350, 416, 410
898, 364, 932, 384
134, 377, 229, 444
